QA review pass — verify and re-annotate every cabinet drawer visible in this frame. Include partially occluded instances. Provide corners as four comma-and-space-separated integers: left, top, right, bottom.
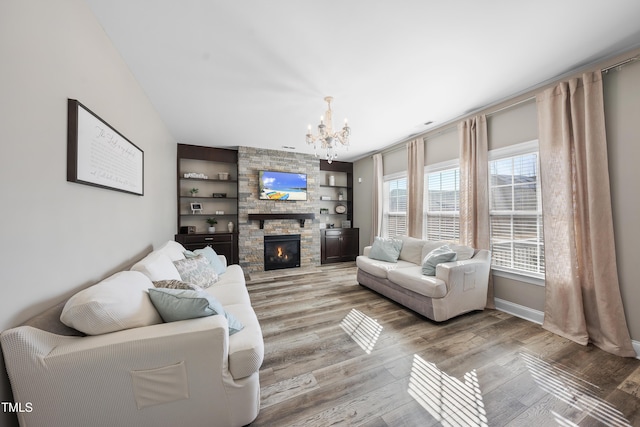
180, 233, 232, 244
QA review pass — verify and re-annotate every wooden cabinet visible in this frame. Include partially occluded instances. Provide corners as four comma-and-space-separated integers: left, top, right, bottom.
321, 228, 359, 264
175, 144, 239, 264
174, 232, 237, 265
318, 160, 353, 229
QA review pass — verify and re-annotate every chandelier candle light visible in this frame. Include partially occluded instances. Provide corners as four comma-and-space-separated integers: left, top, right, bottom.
306, 96, 350, 164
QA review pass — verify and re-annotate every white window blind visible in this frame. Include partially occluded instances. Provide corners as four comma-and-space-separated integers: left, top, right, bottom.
489, 143, 544, 278
424, 165, 460, 242
383, 175, 407, 238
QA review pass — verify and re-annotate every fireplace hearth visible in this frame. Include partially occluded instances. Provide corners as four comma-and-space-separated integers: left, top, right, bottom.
264, 234, 301, 271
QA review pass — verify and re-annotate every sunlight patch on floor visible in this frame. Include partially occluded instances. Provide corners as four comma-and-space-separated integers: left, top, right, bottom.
408, 354, 488, 427
340, 309, 382, 354
520, 352, 631, 427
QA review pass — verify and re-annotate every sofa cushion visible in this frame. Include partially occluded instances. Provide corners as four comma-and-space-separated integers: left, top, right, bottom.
148, 288, 243, 335
398, 236, 428, 264
449, 244, 475, 261
185, 246, 227, 275
422, 245, 458, 276
387, 266, 448, 298
155, 240, 188, 262
131, 252, 182, 281
173, 255, 219, 288
60, 271, 162, 335
205, 265, 251, 306
368, 237, 403, 263
356, 255, 415, 279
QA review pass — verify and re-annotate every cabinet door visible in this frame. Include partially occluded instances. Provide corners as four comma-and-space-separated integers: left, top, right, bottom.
323, 233, 343, 262
340, 230, 359, 260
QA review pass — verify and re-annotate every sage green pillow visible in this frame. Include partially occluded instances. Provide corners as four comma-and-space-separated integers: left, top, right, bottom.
421, 245, 457, 276
368, 237, 403, 263
148, 288, 244, 335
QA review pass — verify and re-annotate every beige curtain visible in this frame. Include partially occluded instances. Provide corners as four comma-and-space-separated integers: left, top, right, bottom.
459, 115, 493, 308
407, 138, 425, 238
371, 153, 383, 242
537, 71, 634, 357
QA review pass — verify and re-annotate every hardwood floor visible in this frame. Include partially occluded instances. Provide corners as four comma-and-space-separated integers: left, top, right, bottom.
247, 263, 640, 426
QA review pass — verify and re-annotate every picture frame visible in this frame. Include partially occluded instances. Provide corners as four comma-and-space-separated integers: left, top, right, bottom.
190, 202, 203, 214
67, 99, 144, 196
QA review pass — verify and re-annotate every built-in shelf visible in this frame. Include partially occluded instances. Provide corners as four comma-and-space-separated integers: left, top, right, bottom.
248, 213, 315, 229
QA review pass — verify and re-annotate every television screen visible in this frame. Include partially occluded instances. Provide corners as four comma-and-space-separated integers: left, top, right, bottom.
259, 170, 307, 201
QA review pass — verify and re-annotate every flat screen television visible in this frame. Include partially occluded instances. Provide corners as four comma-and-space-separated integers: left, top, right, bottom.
259, 170, 307, 201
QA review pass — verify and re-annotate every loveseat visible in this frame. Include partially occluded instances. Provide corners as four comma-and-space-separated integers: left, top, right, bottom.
356, 236, 491, 322
0, 241, 263, 427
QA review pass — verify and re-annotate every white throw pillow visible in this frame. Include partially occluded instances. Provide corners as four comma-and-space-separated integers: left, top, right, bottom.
131, 252, 182, 281
156, 241, 187, 262
61, 271, 162, 335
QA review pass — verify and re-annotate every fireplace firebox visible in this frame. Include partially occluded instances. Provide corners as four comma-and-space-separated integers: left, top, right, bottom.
264, 234, 301, 271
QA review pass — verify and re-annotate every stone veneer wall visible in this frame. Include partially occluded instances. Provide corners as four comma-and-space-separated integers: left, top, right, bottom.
238, 146, 320, 273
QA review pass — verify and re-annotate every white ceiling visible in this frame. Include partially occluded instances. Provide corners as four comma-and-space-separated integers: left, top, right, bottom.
85, 0, 640, 162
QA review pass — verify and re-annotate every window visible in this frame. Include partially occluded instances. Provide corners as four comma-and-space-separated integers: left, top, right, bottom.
424, 162, 460, 241
382, 174, 407, 238
489, 141, 544, 278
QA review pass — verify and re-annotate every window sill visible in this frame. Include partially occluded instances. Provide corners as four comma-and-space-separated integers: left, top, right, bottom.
491, 268, 545, 287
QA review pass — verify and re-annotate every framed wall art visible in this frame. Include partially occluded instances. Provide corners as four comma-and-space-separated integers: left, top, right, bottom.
67, 99, 144, 196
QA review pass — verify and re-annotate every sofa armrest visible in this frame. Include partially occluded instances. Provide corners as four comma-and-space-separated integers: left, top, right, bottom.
435, 249, 492, 292
1, 316, 236, 427
363, 246, 372, 257
218, 254, 228, 267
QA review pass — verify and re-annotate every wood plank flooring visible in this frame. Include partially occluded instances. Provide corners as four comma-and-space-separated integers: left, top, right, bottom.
247, 263, 640, 426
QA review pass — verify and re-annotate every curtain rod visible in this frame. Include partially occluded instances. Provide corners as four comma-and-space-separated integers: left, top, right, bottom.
369, 51, 640, 160
602, 55, 639, 73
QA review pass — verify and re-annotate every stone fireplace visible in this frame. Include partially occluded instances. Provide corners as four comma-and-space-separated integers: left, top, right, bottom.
264, 234, 301, 271
238, 147, 321, 274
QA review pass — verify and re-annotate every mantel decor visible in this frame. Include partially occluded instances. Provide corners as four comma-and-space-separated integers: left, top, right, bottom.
67, 99, 144, 196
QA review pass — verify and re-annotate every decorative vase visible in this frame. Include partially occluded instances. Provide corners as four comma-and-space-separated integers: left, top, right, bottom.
208, 226, 216, 233
227, 222, 234, 233
329, 175, 335, 186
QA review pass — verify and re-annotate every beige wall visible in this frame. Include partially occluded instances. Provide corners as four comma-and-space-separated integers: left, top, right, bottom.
0, 1, 176, 424
604, 59, 640, 340
353, 51, 640, 344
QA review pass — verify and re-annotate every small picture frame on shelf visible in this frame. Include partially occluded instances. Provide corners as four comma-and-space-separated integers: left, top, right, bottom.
341, 220, 351, 229
190, 202, 203, 214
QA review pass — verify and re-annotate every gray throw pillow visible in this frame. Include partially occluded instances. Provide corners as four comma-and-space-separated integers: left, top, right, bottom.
368, 237, 404, 263
421, 245, 458, 276
184, 246, 227, 275
173, 255, 219, 288
148, 288, 244, 335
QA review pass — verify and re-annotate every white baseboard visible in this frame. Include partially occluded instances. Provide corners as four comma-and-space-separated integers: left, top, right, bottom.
494, 298, 640, 359
494, 298, 544, 325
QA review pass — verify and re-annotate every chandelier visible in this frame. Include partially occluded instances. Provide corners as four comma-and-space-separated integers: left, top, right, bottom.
306, 96, 350, 163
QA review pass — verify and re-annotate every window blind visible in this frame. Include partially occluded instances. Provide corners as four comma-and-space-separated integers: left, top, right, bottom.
489, 151, 545, 276
424, 167, 460, 241
383, 176, 407, 238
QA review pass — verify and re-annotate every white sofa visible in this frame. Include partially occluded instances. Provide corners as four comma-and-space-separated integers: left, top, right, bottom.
356, 236, 491, 322
0, 241, 263, 427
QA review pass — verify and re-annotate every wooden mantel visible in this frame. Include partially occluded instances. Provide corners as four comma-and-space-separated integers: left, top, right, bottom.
248, 213, 315, 229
